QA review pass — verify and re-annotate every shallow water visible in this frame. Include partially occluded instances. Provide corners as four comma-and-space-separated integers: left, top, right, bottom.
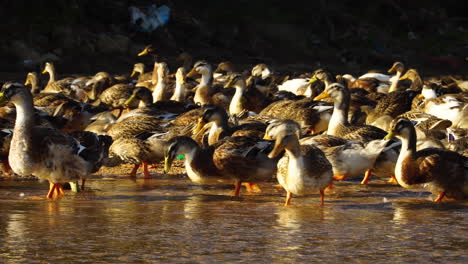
0, 174, 467, 263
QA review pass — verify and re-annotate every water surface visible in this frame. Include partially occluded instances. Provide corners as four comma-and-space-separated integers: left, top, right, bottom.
1, 175, 467, 263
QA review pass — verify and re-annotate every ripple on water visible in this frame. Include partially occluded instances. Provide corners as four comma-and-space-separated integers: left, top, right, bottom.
0, 178, 467, 263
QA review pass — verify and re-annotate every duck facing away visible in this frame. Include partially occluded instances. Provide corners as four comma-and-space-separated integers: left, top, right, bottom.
385, 118, 467, 202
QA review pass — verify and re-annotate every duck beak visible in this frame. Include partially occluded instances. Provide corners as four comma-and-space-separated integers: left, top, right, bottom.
268, 141, 284, 159
307, 76, 317, 85
130, 70, 137, 78
138, 48, 150, 56
263, 134, 272, 140
224, 79, 234, 89
41, 69, 47, 74
314, 90, 329, 101
192, 117, 206, 135
24, 79, 30, 86
384, 131, 395, 140
163, 156, 172, 174
399, 72, 409, 80
186, 68, 198, 78
0, 92, 8, 106
388, 63, 398, 73
124, 93, 137, 107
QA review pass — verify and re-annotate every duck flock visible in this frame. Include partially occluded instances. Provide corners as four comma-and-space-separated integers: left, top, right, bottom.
0, 45, 467, 205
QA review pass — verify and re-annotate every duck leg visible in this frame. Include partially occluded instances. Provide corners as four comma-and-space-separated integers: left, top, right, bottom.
46, 183, 65, 199
233, 181, 242, 197
360, 169, 373, 184
129, 164, 139, 177
388, 175, 398, 184
46, 182, 56, 199
284, 191, 292, 206
434, 192, 446, 202
81, 178, 86, 191
242, 182, 262, 192
325, 180, 334, 191
319, 189, 325, 206
142, 162, 151, 179
333, 174, 348, 181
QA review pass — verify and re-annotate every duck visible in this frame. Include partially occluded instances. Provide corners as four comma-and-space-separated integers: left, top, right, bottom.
364, 89, 419, 125
116, 86, 192, 123
214, 61, 237, 83
84, 111, 117, 135
170, 67, 187, 102
0, 82, 110, 199
150, 62, 171, 102
109, 132, 168, 179
24, 72, 41, 94
224, 73, 272, 116
130, 63, 152, 84
304, 136, 388, 181
192, 105, 266, 146
93, 82, 137, 117
78, 72, 120, 103
164, 136, 232, 185
385, 118, 467, 202
137, 44, 157, 58
314, 83, 387, 143
264, 119, 333, 206
41, 62, 74, 94
187, 61, 216, 105
398, 69, 423, 92
212, 135, 278, 196
420, 92, 468, 129
187, 61, 231, 107
349, 61, 405, 93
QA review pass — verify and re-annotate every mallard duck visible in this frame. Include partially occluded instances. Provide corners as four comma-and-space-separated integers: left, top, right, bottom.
224, 73, 271, 116
348, 61, 405, 93
192, 105, 266, 146
385, 118, 467, 202
84, 111, 117, 135
130, 63, 152, 83
264, 119, 333, 206
249, 63, 289, 95
164, 136, 232, 184
212, 135, 277, 196
420, 92, 467, 128
398, 69, 423, 91
93, 83, 137, 117
187, 61, 231, 107
364, 89, 419, 125
85, 72, 120, 100
109, 132, 167, 179
24, 72, 41, 94
314, 83, 387, 143
41, 62, 74, 94
0, 83, 109, 199
116, 86, 192, 124
107, 114, 166, 140
261, 70, 333, 133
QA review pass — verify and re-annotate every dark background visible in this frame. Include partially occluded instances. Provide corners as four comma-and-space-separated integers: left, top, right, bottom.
1, 0, 467, 76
